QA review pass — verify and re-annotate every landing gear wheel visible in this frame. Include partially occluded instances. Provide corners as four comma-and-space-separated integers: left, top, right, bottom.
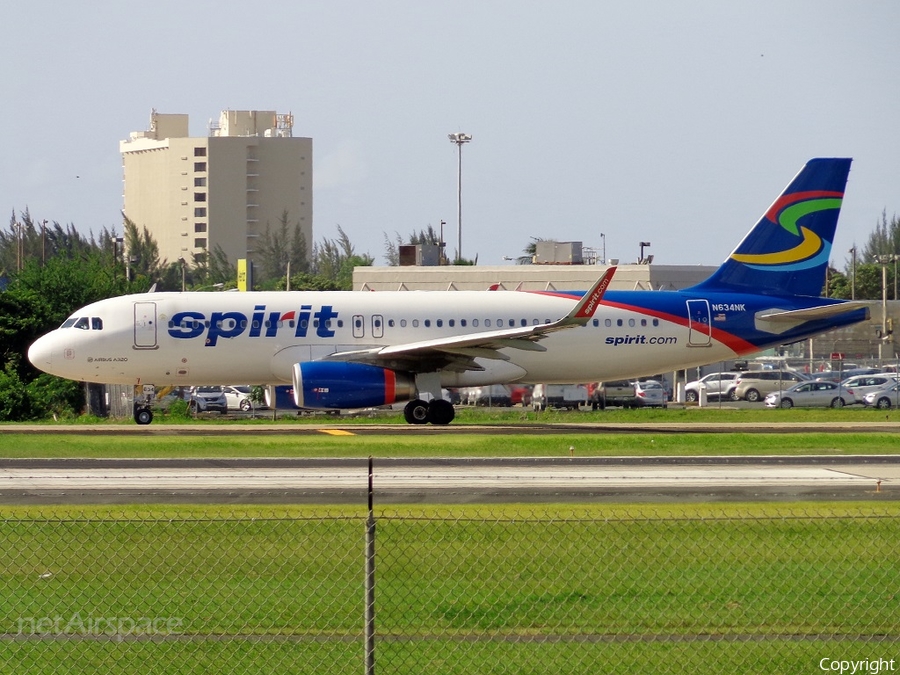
404, 399, 430, 424
427, 399, 455, 425
134, 406, 153, 425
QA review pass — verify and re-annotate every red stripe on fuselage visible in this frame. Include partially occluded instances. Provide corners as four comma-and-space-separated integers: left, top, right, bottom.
601, 299, 758, 354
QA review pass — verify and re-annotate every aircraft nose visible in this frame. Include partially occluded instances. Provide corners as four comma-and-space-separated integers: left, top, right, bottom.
28, 334, 54, 372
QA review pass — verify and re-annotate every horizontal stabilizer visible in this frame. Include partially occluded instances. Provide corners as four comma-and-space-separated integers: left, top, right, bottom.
757, 302, 870, 323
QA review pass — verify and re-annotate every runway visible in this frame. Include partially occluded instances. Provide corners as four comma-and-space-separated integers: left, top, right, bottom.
0, 456, 896, 504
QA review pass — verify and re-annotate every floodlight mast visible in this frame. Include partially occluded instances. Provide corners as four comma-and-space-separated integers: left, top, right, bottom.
448, 132, 472, 262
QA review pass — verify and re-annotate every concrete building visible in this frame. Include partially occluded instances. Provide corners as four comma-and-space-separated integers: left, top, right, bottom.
120, 109, 312, 272
353, 263, 717, 292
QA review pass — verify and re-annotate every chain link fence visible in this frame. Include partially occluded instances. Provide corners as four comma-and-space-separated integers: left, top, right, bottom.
2, 503, 899, 674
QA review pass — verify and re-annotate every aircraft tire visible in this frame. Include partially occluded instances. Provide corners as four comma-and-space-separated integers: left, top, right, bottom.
134, 407, 153, 425
427, 399, 455, 425
404, 399, 430, 424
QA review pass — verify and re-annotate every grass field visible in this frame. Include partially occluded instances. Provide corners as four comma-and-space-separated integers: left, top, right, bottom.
1, 503, 897, 674
0, 429, 898, 458
2, 413, 898, 672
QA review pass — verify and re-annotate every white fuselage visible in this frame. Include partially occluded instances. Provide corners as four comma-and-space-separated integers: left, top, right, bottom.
28, 289, 723, 388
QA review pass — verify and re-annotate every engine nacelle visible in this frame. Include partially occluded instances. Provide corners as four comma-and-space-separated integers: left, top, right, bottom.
291, 362, 416, 410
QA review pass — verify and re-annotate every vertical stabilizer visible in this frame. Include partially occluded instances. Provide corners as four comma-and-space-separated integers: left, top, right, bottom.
690, 158, 851, 297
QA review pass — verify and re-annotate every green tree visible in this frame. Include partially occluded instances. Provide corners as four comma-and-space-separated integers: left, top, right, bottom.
123, 216, 165, 286
256, 210, 310, 284
313, 225, 373, 288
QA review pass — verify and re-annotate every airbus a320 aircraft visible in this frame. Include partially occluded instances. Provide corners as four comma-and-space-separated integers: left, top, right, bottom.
29, 158, 869, 425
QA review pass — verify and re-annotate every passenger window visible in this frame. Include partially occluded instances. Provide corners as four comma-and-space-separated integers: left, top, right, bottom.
628, 319, 635, 327
412, 319, 419, 327
424, 320, 431, 328
449, 319, 455, 327
461, 319, 467, 327
400, 319, 407, 327
605, 319, 611, 327
436, 319, 443, 327
471, 319, 477, 327
484, 319, 491, 327
617, 319, 623, 327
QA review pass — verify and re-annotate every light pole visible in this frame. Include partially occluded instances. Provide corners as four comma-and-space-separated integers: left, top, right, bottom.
876, 254, 892, 362
639, 241, 651, 264
448, 132, 472, 262
600, 233, 606, 265
849, 247, 856, 300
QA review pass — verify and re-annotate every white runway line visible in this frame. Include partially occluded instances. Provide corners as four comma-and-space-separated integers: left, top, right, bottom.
0, 465, 880, 492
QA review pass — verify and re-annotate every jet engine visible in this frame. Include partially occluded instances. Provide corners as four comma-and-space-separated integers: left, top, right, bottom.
291, 361, 416, 410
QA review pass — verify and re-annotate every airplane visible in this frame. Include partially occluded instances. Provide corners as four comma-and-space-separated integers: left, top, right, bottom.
28, 158, 870, 425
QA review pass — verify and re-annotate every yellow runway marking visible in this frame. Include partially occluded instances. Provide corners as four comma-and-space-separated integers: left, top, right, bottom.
319, 429, 356, 436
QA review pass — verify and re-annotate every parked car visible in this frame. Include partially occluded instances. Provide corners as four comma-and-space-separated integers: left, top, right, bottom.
223, 385, 259, 411
732, 370, 809, 402
592, 380, 635, 408
631, 380, 667, 408
684, 372, 738, 402
532, 384, 588, 411
814, 367, 880, 383
834, 374, 899, 405
863, 381, 900, 409
463, 385, 512, 407
189, 386, 228, 414
764, 381, 849, 408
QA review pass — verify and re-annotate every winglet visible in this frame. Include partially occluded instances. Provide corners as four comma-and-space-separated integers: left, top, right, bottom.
570, 266, 616, 322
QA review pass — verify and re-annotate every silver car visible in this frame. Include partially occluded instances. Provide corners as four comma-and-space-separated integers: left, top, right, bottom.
189, 386, 228, 414
764, 381, 848, 409
838, 374, 899, 405
684, 372, 738, 402
632, 380, 667, 408
863, 382, 900, 409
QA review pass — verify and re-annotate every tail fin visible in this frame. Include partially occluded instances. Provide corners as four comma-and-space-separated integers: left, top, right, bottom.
690, 158, 851, 297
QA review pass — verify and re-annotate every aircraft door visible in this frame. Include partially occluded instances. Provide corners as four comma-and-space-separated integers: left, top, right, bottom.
352, 314, 365, 339
686, 299, 712, 347
134, 302, 158, 349
372, 314, 384, 339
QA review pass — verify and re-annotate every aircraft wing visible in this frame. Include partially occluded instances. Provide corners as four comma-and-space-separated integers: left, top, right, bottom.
325, 267, 616, 373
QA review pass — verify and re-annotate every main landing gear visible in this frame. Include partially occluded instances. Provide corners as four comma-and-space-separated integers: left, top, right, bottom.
403, 398, 455, 425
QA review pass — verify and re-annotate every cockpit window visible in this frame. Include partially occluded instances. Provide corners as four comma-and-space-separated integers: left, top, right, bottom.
61, 318, 77, 329
91, 317, 103, 330
73, 317, 90, 330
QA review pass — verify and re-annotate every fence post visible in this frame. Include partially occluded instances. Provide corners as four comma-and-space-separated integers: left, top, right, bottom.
365, 456, 376, 675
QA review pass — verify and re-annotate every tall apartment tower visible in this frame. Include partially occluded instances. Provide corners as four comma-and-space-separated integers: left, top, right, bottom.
120, 109, 312, 273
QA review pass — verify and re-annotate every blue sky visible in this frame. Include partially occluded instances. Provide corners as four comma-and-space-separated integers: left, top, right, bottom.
3, 1, 898, 268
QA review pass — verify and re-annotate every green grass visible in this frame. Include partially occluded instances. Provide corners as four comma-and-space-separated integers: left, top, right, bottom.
9, 402, 900, 427
0, 430, 898, 458
0, 503, 897, 674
